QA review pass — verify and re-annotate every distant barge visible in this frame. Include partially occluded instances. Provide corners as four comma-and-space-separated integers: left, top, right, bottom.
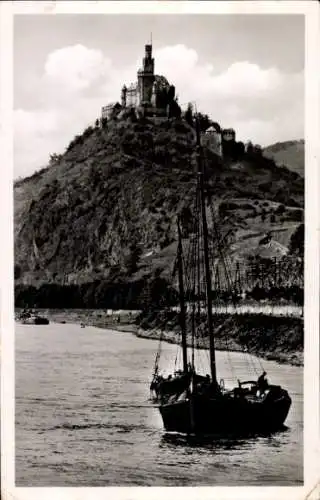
17, 310, 49, 325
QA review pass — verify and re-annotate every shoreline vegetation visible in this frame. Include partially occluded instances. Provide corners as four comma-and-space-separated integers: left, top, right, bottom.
16, 307, 303, 367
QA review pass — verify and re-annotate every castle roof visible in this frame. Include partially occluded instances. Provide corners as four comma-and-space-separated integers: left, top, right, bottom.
102, 102, 116, 110
205, 125, 220, 133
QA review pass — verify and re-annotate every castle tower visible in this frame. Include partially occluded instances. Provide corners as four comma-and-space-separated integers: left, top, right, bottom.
137, 43, 155, 106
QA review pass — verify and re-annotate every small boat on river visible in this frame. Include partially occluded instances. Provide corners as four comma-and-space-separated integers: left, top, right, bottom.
18, 310, 49, 325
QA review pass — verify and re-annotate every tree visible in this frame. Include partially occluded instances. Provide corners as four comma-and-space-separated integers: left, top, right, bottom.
275, 204, 285, 215
83, 125, 94, 139
168, 99, 181, 119
237, 141, 245, 156
289, 223, 304, 256
246, 141, 254, 154
233, 141, 245, 160
14, 264, 21, 280
185, 103, 194, 126
180, 206, 193, 236
49, 153, 62, 166
167, 85, 175, 102
124, 242, 142, 274
196, 112, 211, 132
253, 144, 262, 155
128, 107, 138, 122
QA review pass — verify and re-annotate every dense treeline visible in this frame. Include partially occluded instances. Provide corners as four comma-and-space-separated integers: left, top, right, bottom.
14, 277, 178, 310
15, 280, 303, 309
246, 285, 303, 304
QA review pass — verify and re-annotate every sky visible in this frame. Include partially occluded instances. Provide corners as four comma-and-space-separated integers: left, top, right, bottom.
14, 14, 304, 179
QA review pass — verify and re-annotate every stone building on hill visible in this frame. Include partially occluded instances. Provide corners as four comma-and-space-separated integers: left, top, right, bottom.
201, 125, 223, 157
201, 125, 236, 158
101, 42, 176, 121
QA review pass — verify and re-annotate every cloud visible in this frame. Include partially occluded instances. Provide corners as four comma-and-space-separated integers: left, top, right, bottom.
43, 44, 112, 93
154, 44, 303, 136
155, 45, 286, 100
14, 43, 303, 178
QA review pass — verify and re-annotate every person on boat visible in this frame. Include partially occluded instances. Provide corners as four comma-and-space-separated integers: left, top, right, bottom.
188, 362, 194, 374
257, 371, 268, 394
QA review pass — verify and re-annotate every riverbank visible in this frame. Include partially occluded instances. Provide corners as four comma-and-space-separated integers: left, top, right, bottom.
16, 308, 303, 367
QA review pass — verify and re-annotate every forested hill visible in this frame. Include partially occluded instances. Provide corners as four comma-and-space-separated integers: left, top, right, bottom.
263, 140, 304, 178
14, 110, 304, 308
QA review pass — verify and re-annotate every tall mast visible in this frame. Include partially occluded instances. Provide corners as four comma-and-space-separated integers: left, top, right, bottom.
177, 217, 188, 374
195, 117, 217, 386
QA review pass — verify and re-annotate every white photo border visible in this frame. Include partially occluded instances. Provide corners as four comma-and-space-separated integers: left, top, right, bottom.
1, 1, 319, 500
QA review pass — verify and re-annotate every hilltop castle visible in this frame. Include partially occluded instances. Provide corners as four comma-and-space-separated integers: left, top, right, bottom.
101, 43, 176, 121
100, 42, 237, 159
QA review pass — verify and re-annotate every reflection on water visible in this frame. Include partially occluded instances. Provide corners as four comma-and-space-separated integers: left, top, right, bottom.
161, 426, 289, 451
15, 322, 303, 486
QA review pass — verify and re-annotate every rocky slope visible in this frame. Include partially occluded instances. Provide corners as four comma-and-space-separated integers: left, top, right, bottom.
14, 112, 304, 302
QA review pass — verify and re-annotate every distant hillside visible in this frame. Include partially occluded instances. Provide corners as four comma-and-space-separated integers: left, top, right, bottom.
263, 140, 304, 178
14, 111, 304, 307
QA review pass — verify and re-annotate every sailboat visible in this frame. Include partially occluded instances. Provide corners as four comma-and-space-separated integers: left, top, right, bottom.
149, 117, 292, 436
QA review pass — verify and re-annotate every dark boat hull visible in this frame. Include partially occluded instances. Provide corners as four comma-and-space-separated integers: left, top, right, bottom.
159, 388, 291, 435
20, 316, 49, 325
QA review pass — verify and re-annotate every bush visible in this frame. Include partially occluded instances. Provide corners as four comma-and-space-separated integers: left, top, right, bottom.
83, 126, 94, 139
288, 209, 303, 222
49, 153, 62, 166
275, 204, 285, 215
14, 264, 21, 280
289, 224, 304, 256
185, 103, 193, 126
196, 112, 211, 132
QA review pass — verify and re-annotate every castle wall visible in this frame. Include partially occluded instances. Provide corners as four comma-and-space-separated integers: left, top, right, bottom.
126, 85, 139, 107
101, 104, 115, 120
202, 130, 223, 157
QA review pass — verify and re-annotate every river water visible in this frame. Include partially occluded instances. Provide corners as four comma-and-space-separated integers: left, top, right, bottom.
15, 322, 303, 486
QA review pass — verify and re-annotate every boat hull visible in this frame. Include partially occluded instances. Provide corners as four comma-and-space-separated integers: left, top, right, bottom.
20, 316, 49, 325
159, 388, 291, 435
